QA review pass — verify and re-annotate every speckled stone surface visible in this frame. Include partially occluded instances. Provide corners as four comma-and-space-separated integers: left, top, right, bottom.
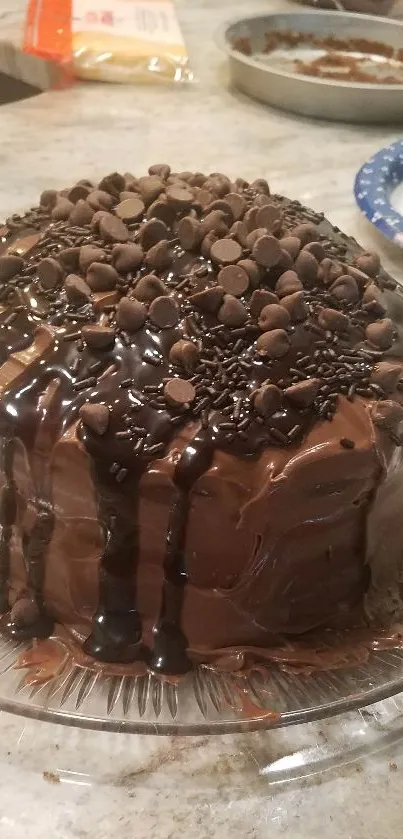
0, 1, 402, 836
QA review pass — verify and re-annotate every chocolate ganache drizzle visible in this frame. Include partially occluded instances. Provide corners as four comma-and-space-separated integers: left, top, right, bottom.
0, 167, 402, 674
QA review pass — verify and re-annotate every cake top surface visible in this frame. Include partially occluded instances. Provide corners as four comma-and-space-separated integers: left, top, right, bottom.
1, 165, 403, 491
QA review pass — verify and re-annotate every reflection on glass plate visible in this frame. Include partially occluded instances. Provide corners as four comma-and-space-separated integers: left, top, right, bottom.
1, 628, 403, 735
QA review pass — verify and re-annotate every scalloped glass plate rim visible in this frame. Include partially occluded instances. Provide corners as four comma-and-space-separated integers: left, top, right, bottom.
1, 633, 403, 735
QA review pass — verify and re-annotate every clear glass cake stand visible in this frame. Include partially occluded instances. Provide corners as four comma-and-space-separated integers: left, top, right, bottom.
1, 629, 403, 738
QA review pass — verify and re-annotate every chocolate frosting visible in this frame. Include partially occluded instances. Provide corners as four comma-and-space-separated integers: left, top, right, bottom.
1, 167, 403, 674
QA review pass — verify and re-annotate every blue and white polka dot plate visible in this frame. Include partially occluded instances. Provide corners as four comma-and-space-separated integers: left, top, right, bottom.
354, 140, 403, 249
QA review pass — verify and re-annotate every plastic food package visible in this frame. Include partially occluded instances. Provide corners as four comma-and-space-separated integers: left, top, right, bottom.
23, 0, 193, 85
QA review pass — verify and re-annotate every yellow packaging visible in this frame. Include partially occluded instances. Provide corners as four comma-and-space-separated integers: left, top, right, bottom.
72, 0, 193, 84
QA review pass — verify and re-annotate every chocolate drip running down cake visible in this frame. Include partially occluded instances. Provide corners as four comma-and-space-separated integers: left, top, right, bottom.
1, 165, 403, 675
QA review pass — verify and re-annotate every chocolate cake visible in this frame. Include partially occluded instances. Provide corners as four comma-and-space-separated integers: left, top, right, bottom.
1, 166, 403, 675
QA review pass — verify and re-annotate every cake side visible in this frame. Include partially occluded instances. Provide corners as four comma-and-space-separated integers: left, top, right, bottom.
0, 167, 402, 674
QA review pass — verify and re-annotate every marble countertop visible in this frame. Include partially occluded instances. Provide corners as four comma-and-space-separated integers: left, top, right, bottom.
0, 0, 402, 836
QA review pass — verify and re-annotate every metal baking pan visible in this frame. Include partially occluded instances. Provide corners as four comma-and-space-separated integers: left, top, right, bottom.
218, 11, 403, 124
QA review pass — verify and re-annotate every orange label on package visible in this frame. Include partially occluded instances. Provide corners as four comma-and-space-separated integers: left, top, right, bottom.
24, 0, 72, 66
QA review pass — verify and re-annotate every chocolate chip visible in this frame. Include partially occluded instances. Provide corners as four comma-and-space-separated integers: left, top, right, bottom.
371, 361, 402, 393
124, 173, 138, 190
294, 251, 318, 287
318, 258, 344, 286
189, 172, 207, 187
149, 296, 179, 329
371, 400, 403, 433
277, 249, 294, 272
82, 325, 115, 349
169, 339, 200, 371
79, 402, 110, 435
234, 177, 249, 192
230, 221, 249, 248
285, 378, 321, 407
146, 198, 176, 225
210, 238, 242, 265
87, 262, 118, 292
148, 163, 171, 180
362, 282, 386, 316
99, 213, 129, 244
194, 188, 213, 209
164, 377, 196, 407
37, 257, 63, 290
93, 291, 119, 313
40, 189, 58, 209
87, 190, 115, 211
116, 297, 147, 332
205, 174, 231, 197
145, 239, 172, 270
98, 172, 125, 196
259, 303, 292, 336
202, 210, 229, 238
201, 233, 218, 259
250, 289, 279, 317
65, 274, 93, 305
90, 211, 110, 232
205, 200, 234, 227
253, 383, 282, 418
303, 241, 326, 262
112, 243, 144, 273
244, 207, 259, 232
77, 178, 95, 189
79, 245, 106, 273
59, 247, 80, 271
255, 328, 290, 358
251, 178, 270, 195
355, 251, 380, 278
280, 291, 308, 323
317, 307, 349, 332
167, 172, 192, 189
166, 185, 193, 209
345, 265, 369, 288
329, 275, 359, 304
291, 223, 319, 245
224, 192, 247, 221
218, 264, 249, 297
69, 200, 94, 227
190, 285, 224, 313
246, 227, 269, 251
279, 236, 301, 260
237, 258, 261, 287
275, 270, 303, 298
115, 197, 145, 222
140, 219, 169, 250
253, 193, 272, 208
366, 318, 394, 350
10, 597, 39, 628
68, 184, 92, 203
120, 190, 134, 200
252, 235, 282, 268
134, 274, 167, 302
51, 197, 74, 221
0, 254, 23, 280
178, 217, 202, 250
256, 204, 282, 233
218, 294, 248, 327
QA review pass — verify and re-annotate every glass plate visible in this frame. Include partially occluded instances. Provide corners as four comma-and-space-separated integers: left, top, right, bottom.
2, 629, 403, 735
